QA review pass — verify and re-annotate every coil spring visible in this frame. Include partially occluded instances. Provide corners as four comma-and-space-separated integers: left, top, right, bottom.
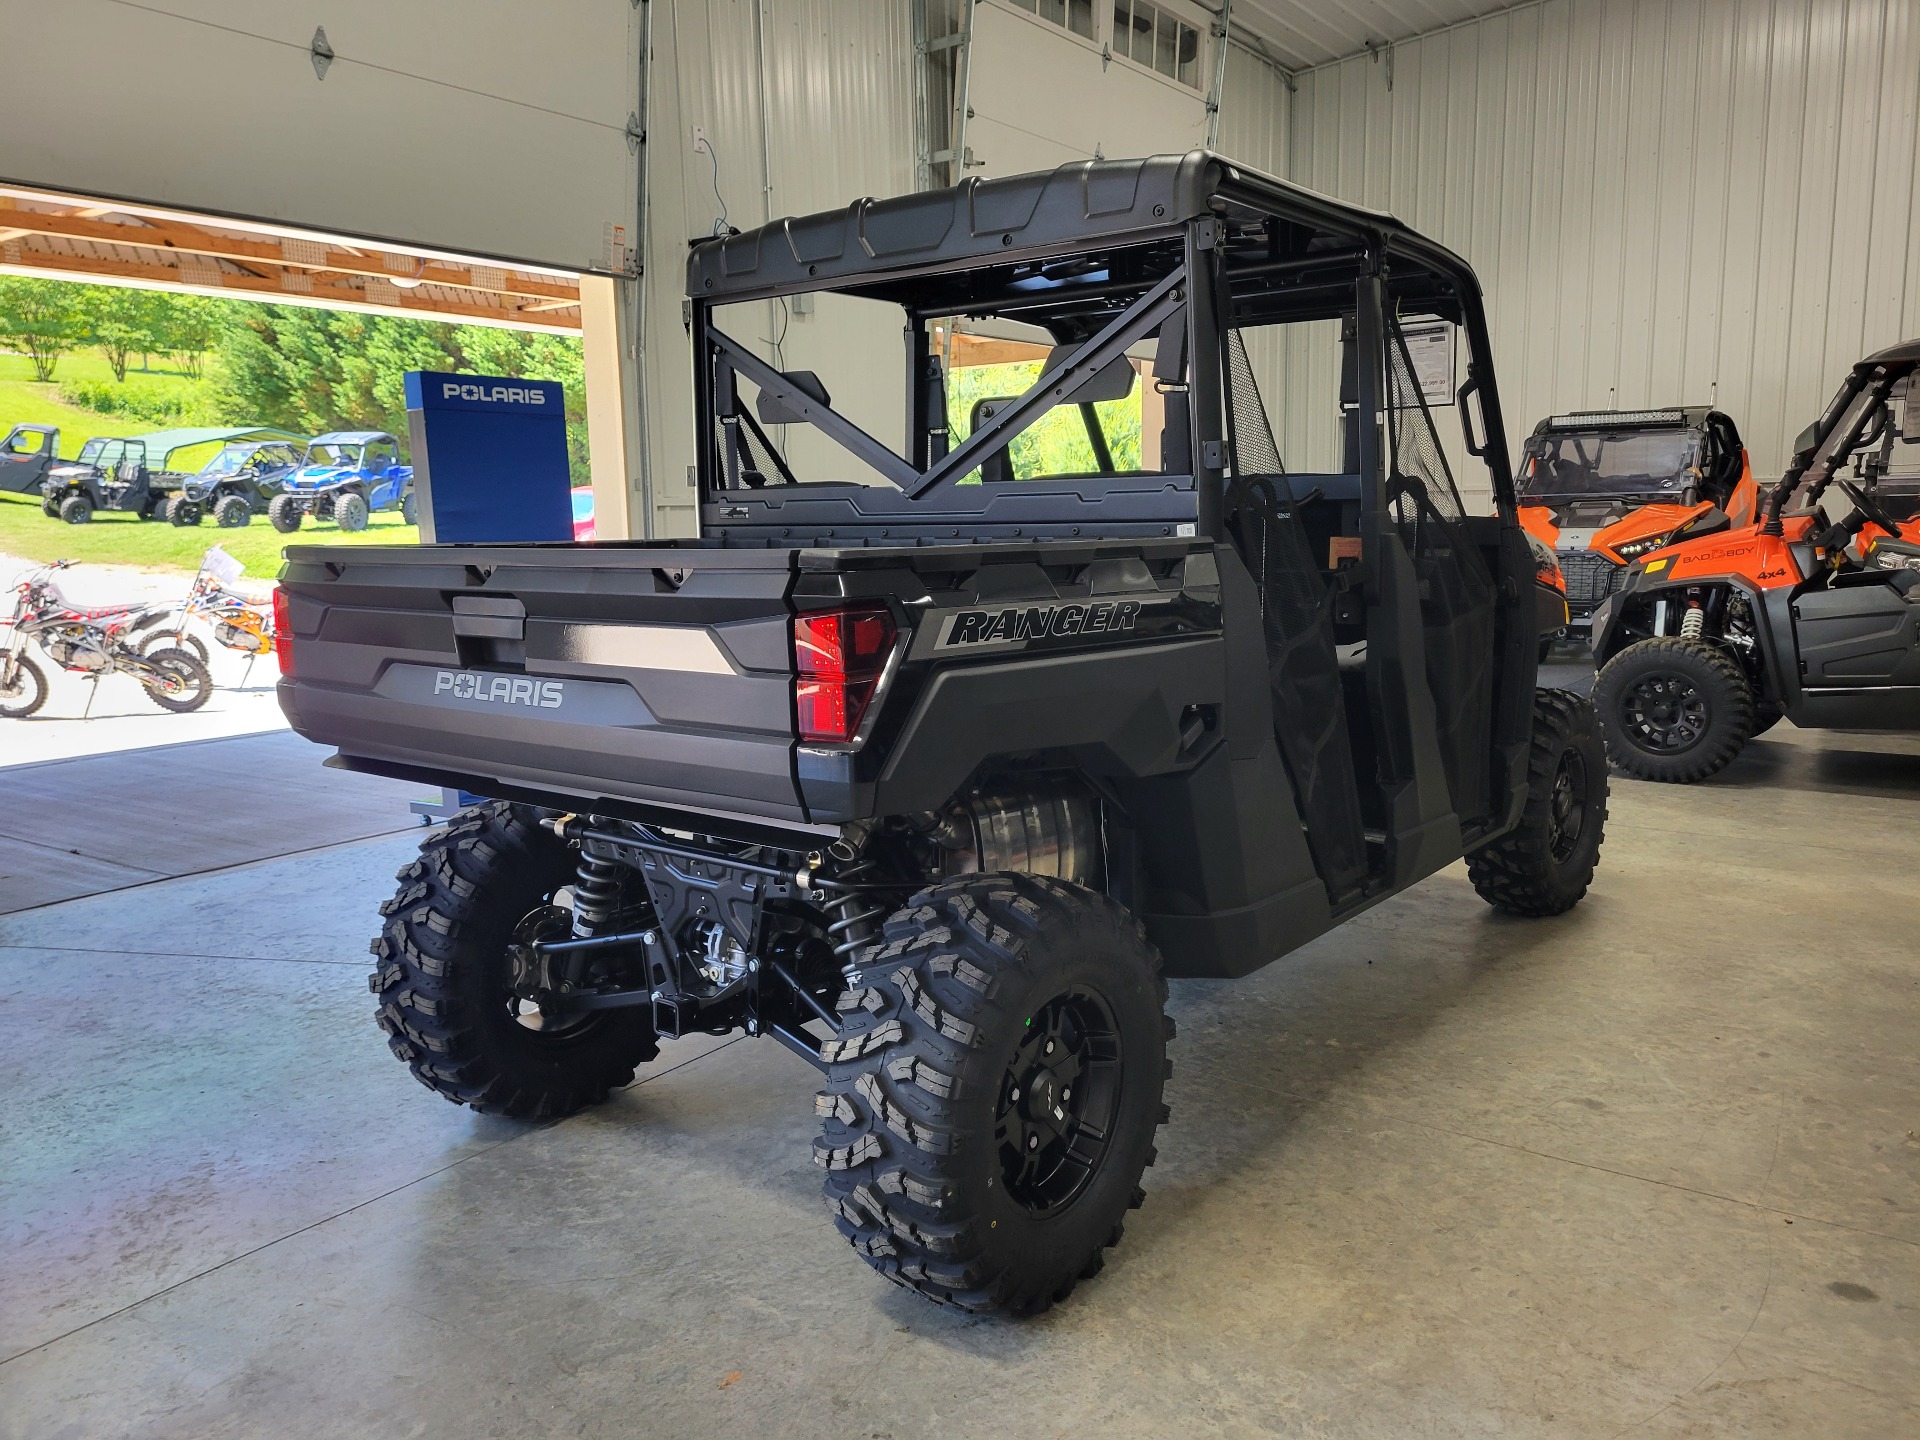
824, 850, 886, 976
570, 841, 623, 939
1680, 604, 1706, 641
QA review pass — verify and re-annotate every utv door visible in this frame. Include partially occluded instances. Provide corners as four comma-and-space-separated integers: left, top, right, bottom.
1218, 271, 1511, 902
1793, 576, 1920, 687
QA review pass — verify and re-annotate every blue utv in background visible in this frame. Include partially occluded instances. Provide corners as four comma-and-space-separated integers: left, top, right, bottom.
268, 431, 415, 533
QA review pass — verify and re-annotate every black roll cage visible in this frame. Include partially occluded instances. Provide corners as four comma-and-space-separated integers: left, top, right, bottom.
687, 151, 1519, 538
1760, 353, 1920, 533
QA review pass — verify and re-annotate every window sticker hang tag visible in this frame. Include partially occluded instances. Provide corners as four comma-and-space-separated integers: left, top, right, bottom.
1399, 323, 1456, 407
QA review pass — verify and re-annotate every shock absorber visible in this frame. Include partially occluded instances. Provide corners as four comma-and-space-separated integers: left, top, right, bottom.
1680, 603, 1706, 641
570, 837, 623, 939
820, 839, 887, 979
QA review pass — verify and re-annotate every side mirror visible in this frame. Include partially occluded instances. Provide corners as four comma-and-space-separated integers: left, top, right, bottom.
1790, 420, 1820, 463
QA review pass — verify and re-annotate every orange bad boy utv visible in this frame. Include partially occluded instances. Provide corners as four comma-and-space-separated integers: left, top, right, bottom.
1517, 407, 1756, 644
1589, 346, 1920, 782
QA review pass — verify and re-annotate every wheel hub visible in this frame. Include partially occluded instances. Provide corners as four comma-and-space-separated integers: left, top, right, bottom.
1621, 673, 1707, 753
1547, 748, 1587, 862
994, 988, 1122, 1215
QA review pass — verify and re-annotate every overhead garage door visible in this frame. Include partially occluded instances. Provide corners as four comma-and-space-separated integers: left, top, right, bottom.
0, 0, 641, 276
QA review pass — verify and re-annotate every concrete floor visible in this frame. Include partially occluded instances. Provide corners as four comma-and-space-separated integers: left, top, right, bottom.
2, 714, 1917, 1438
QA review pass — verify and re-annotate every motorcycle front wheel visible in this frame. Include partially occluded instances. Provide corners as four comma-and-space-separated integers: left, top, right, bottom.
1, 654, 49, 719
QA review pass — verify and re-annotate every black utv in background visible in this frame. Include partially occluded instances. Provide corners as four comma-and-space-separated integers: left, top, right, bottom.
163, 440, 303, 527
40, 437, 169, 523
276, 151, 1605, 1316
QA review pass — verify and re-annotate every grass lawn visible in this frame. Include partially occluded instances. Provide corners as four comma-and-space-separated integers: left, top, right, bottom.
0, 490, 418, 578
0, 352, 223, 463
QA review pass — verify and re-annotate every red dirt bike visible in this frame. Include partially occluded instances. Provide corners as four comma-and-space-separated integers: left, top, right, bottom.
1, 560, 213, 719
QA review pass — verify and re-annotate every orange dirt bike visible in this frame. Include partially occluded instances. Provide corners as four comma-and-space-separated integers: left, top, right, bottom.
1590, 345, 1920, 781
141, 547, 277, 680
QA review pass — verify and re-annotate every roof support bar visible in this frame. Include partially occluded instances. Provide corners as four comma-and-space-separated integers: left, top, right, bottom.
709, 330, 922, 490
907, 265, 1189, 499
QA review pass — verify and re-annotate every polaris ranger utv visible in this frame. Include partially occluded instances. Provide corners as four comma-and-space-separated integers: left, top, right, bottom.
1592, 347, 1920, 781
276, 152, 1605, 1315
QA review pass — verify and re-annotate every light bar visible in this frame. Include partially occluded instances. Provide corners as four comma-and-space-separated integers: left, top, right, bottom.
1547, 409, 1688, 429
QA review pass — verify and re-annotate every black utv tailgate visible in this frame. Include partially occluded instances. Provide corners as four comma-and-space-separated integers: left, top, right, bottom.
276, 544, 809, 823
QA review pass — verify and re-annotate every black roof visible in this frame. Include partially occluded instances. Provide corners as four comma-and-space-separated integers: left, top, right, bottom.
1861, 338, 1920, 367
685, 150, 1477, 306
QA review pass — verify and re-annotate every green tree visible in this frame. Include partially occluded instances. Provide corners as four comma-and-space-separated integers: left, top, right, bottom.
83, 287, 172, 381
208, 304, 590, 480
160, 296, 218, 379
0, 276, 85, 382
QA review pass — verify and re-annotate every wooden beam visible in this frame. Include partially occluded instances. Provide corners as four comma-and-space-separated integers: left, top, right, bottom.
0, 201, 579, 303
0, 247, 581, 334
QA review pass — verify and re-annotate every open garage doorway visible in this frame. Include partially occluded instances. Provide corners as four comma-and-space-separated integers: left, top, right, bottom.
0, 183, 616, 569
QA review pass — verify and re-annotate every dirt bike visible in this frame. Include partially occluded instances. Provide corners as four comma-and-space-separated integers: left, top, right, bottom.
141, 547, 276, 682
1, 560, 213, 719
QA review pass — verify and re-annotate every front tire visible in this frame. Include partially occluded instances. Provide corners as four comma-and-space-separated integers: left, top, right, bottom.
401, 491, 418, 527
815, 873, 1171, 1316
59, 494, 93, 525
368, 802, 661, 1118
1594, 637, 1754, 782
1468, 689, 1608, 916
0, 654, 49, 718
333, 492, 370, 532
268, 494, 303, 533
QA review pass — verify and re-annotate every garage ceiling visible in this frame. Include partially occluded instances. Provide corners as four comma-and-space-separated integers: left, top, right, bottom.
0, 186, 582, 334
1232, 0, 1528, 72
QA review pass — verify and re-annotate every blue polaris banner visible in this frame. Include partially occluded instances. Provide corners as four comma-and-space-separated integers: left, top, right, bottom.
403, 370, 572, 543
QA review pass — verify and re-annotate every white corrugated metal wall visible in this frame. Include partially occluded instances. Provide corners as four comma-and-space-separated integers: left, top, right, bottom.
1287, 0, 1920, 503
638, 0, 917, 535
1215, 39, 1306, 451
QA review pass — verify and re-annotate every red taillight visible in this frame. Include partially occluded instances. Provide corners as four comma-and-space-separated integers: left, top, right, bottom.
272, 586, 294, 677
793, 605, 896, 744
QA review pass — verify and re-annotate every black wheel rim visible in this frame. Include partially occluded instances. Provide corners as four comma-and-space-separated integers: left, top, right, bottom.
1620, 672, 1708, 754
504, 904, 599, 1039
994, 987, 1123, 1215
1547, 747, 1587, 862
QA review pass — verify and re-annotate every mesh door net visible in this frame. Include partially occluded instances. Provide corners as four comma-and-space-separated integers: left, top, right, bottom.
1224, 330, 1369, 903
1382, 318, 1496, 825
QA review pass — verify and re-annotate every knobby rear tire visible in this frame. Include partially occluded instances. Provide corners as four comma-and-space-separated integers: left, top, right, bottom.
368, 801, 661, 1120
814, 872, 1171, 1316
140, 647, 213, 713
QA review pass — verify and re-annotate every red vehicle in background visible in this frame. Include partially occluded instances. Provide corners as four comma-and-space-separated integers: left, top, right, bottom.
1517, 407, 1754, 642
1590, 347, 1920, 781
